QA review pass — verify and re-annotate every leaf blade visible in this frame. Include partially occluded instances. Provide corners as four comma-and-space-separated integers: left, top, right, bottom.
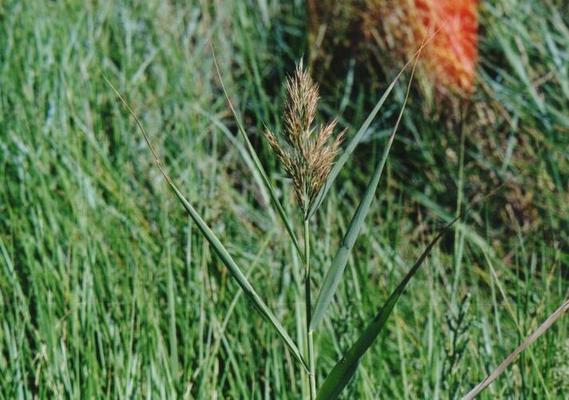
310, 59, 418, 332
105, 77, 309, 372
306, 33, 437, 219
316, 216, 461, 400
211, 46, 304, 261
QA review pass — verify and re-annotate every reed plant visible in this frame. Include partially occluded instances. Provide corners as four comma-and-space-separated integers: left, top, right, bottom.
106, 25, 568, 400
109, 48, 471, 399
2, 1, 567, 398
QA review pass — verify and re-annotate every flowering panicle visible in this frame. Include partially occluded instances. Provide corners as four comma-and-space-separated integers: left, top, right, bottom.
265, 63, 344, 217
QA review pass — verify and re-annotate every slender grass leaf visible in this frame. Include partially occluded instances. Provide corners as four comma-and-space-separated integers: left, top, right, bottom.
192, 104, 272, 216
316, 216, 461, 400
309, 59, 418, 332
211, 46, 304, 262
105, 77, 309, 372
307, 37, 434, 219
496, 30, 545, 113
306, 64, 408, 219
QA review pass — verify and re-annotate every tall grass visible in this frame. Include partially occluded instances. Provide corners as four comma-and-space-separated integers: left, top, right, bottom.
0, 0, 567, 398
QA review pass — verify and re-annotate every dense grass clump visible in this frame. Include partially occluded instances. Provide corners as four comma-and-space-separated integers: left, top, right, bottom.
0, 0, 567, 399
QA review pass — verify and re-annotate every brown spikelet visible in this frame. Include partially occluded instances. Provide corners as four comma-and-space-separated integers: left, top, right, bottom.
283, 61, 320, 148
264, 62, 344, 218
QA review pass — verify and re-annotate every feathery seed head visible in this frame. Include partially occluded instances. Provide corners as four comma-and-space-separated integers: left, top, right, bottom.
283, 61, 320, 147
265, 62, 344, 218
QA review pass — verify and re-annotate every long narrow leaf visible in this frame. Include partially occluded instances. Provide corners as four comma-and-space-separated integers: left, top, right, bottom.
310, 58, 419, 332
316, 216, 461, 400
211, 46, 304, 261
105, 77, 309, 372
307, 36, 435, 219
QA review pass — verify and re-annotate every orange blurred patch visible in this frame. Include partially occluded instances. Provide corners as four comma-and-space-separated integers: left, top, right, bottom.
414, 0, 479, 95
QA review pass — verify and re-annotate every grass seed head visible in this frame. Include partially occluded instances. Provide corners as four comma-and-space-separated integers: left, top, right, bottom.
266, 62, 344, 218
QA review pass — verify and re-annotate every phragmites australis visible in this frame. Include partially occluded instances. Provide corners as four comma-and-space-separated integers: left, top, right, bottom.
265, 63, 344, 218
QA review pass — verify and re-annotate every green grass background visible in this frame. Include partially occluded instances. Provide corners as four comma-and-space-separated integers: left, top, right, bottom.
0, 0, 567, 398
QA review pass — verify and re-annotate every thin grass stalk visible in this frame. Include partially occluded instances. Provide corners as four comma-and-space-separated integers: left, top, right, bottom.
451, 105, 467, 307
462, 298, 569, 400
304, 218, 316, 399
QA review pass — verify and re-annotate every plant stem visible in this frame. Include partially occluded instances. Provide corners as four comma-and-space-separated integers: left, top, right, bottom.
451, 107, 466, 307
304, 218, 316, 400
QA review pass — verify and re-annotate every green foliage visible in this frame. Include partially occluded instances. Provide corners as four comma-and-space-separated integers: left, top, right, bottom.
0, 0, 567, 399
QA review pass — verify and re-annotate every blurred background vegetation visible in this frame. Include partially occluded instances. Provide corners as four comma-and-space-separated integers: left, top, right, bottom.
0, 0, 567, 398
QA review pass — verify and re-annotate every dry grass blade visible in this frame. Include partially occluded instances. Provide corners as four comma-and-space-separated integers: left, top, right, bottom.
104, 77, 309, 373
462, 298, 569, 400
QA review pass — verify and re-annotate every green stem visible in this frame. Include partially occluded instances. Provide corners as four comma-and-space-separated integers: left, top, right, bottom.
304, 219, 316, 400
451, 107, 466, 307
